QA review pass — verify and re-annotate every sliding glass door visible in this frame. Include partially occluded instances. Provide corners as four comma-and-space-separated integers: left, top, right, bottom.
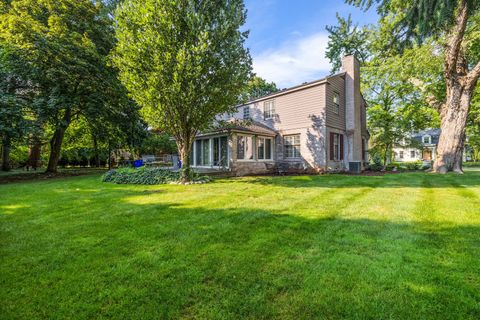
193, 136, 228, 167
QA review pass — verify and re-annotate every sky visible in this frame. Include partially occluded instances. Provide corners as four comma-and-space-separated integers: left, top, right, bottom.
243, 0, 378, 88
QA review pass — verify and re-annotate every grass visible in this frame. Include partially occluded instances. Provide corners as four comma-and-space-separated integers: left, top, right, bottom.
1, 171, 479, 319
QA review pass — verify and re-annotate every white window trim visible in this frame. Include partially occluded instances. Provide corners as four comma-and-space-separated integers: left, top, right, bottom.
333, 92, 340, 115
284, 134, 301, 159
236, 134, 256, 162
423, 135, 431, 144
263, 100, 275, 120
257, 136, 274, 161
192, 135, 229, 168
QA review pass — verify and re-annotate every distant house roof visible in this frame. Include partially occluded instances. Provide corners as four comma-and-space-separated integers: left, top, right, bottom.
197, 120, 277, 138
412, 129, 441, 145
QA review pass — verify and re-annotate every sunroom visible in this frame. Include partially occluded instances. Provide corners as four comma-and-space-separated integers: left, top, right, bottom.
190, 121, 277, 172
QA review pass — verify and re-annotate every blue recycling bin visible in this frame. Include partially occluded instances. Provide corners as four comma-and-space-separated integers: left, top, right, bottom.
133, 159, 144, 168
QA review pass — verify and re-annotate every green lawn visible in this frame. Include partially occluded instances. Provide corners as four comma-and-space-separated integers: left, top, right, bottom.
1, 171, 479, 319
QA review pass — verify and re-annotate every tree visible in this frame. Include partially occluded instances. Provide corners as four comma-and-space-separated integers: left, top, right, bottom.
0, 0, 125, 173
347, 0, 480, 173
326, 15, 438, 166
0, 44, 31, 171
240, 76, 278, 101
325, 14, 371, 72
112, 0, 252, 182
466, 85, 480, 161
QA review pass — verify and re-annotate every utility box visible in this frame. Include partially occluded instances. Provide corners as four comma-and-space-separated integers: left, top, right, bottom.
349, 161, 361, 173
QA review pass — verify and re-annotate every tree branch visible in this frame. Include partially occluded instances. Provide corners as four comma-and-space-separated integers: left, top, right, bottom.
409, 78, 445, 111
445, 0, 468, 79
465, 60, 480, 91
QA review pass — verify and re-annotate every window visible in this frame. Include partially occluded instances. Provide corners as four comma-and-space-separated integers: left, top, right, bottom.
263, 100, 275, 119
243, 106, 250, 119
411, 150, 416, 158
257, 137, 273, 160
237, 135, 254, 160
329, 133, 344, 161
399, 151, 404, 159
333, 92, 340, 114
284, 134, 300, 158
423, 135, 431, 144
213, 136, 228, 166
195, 139, 211, 166
194, 136, 228, 167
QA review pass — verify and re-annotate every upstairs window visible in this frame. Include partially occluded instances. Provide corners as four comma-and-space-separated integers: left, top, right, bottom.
264, 100, 275, 119
243, 106, 250, 120
333, 92, 340, 114
423, 135, 431, 144
284, 134, 300, 158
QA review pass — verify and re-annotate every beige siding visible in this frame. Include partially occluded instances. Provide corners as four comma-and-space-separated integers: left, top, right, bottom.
239, 84, 328, 168
325, 74, 346, 130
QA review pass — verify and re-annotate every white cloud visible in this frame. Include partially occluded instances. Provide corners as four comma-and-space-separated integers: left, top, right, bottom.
252, 32, 332, 88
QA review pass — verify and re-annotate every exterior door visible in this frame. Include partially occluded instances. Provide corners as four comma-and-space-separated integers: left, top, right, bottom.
422, 149, 432, 161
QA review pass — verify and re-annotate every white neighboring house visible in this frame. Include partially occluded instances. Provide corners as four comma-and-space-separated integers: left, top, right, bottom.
393, 129, 440, 162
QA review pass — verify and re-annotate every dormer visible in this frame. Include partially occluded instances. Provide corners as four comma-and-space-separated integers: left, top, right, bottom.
422, 135, 431, 145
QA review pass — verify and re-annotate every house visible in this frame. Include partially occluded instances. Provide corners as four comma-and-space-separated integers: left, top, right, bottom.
189, 55, 369, 176
393, 129, 441, 162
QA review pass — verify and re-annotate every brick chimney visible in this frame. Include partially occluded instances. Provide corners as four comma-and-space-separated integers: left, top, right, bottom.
341, 55, 363, 167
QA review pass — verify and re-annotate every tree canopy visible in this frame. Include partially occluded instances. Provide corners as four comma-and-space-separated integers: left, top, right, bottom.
346, 0, 480, 173
112, 0, 252, 181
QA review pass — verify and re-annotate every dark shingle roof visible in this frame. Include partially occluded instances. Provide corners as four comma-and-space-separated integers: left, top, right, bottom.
198, 120, 277, 137
412, 129, 441, 145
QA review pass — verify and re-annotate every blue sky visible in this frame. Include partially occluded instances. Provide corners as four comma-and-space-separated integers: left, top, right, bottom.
243, 0, 378, 88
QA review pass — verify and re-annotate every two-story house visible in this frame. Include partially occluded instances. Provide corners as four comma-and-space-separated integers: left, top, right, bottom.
189, 55, 369, 176
393, 129, 441, 162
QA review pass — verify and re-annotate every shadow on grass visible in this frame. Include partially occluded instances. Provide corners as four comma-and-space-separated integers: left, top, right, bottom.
244, 170, 480, 189
1, 191, 479, 319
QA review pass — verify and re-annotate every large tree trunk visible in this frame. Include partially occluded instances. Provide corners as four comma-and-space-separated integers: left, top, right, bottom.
1, 136, 11, 172
46, 109, 72, 173
431, 0, 480, 173
433, 83, 471, 173
176, 136, 194, 183
28, 136, 42, 170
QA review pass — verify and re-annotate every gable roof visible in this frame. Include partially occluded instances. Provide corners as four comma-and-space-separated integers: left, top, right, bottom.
239, 72, 346, 106
197, 120, 277, 138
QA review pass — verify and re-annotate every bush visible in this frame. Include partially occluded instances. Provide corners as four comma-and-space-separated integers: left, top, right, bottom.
385, 163, 396, 171
369, 154, 384, 171
404, 161, 423, 170
102, 167, 210, 185
463, 162, 480, 167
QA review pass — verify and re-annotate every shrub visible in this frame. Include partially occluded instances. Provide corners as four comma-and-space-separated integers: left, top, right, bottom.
102, 167, 210, 185
463, 162, 480, 167
369, 154, 384, 171
385, 163, 396, 171
404, 161, 422, 170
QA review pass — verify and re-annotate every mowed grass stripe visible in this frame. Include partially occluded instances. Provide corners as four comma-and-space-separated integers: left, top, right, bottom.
1, 172, 479, 319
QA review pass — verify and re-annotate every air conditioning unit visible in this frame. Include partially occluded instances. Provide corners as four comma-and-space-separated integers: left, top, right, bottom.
349, 161, 362, 173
